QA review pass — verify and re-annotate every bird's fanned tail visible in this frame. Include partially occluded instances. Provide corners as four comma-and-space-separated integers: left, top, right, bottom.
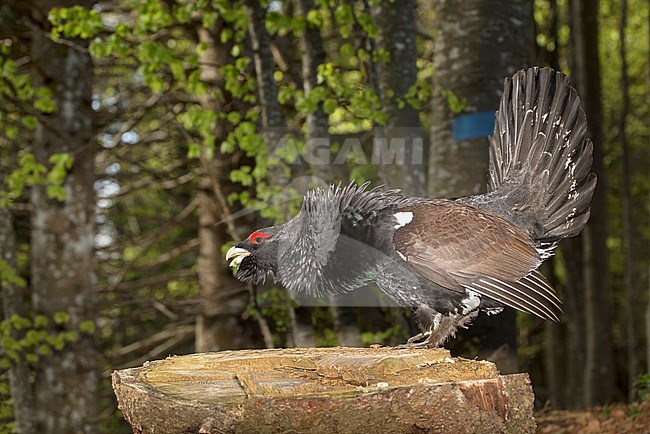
456, 67, 596, 321
485, 67, 596, 245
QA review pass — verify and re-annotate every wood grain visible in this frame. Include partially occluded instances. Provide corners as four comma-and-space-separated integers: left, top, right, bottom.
112, 347, 536, 433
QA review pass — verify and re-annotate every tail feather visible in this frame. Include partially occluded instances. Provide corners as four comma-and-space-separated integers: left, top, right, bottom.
487, 67, 596, 244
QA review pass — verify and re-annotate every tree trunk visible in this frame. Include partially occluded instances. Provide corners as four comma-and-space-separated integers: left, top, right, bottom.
569, 0, 615, 406
194, 21, 253, 352
429, 0, 533, 198
244, 0, 286, 144
644, 224, 650, 372
559, 238, 587, 408
533, 0, 560, 69
294, 0, 333, 183
28, 1, 100, 431
113, 347, 536, 433
618, 0, 639, 402
428, 0, 533, 373
0, 207, 36, 433
372, 0, 426, 196
646, 1, 650, 378
541, 261, 565, 408
428, 0, 532, 197
533, 0, 571, 409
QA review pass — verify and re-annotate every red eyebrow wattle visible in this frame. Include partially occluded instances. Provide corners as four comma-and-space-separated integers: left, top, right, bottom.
249, 231, 271, 243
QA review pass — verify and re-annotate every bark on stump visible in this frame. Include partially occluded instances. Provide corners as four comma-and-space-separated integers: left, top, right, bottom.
112, 347, 536, 433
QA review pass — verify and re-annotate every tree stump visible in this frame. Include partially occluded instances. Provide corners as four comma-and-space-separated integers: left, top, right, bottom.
112, 347, 536, 433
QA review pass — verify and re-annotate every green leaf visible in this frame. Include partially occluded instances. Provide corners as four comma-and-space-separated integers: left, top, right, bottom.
10, 314, 31, 330
46, 153, 74, 201
34, 315, 49, 328
306, 10, 323, 27
339, 43, 355, 58
53, 311, 71, 325
0, 259, 26, 288
188, 143, 201, 159
278, 87, 295, 104
79, 320, 95, 334
5, 125, 19, 140
21, 115, 38, 129
202, 11, 218, 29
221, 28, 233, 44
49, 336, 65, 351
441, 88, 468, 114
37, 345, 52, 356
227, 111, 241, 125
63, 330, 78, 342
323, 98, 337, 115
230, 165, 253, 186
34, 87, 56, 113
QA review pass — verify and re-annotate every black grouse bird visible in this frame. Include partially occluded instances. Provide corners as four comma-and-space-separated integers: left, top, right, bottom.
226, 67, 596, 348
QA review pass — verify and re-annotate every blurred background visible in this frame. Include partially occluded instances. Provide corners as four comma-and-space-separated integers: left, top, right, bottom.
0, 0, 648, 432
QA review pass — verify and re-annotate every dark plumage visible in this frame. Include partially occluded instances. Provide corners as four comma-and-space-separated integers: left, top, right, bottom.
226, 67, 596, 347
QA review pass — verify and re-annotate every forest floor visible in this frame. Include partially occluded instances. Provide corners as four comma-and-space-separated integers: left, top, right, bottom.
535, 399, 650, 433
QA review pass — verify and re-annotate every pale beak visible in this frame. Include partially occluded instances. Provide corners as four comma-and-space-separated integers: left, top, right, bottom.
226, 246, 251, 269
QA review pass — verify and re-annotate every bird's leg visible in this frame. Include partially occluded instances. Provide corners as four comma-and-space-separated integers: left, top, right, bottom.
394, 329, 432, 349
406, 331, 429, 344
395, 307, 479, 349
394, 305, 440, 349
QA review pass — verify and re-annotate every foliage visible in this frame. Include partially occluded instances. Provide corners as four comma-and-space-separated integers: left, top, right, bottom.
635, 374, 650, 402
0, 43, 70, 206
440, 88, 468, 115
0, 261, 25, 289
250, 287, 298, 347
1, 153, 74, 204
0, 372, 14, 434
0, 313, 96, 368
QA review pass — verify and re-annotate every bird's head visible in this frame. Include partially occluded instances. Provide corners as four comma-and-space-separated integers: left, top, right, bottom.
226, 226, 282, 285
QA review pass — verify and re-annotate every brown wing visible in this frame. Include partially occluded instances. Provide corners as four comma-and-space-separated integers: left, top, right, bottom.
393, 201, 562, 321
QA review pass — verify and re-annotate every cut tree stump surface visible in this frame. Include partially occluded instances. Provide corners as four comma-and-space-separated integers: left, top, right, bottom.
112, 347, 536, 433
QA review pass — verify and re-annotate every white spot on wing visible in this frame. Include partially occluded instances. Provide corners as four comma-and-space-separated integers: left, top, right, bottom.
394, 211, 413, 229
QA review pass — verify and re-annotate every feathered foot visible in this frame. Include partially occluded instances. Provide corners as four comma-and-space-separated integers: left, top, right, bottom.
394, 330, 433, 349
394, 309, 480, 349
